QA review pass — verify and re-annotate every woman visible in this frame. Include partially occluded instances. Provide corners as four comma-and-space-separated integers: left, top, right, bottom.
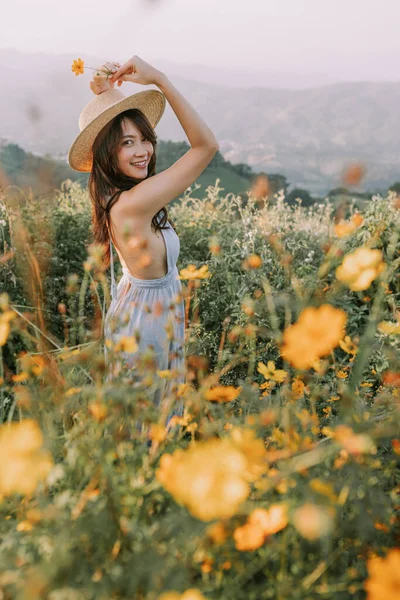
68, 55, 219, 425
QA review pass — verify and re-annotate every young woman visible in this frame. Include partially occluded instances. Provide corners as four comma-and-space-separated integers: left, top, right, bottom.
68, 55, 219, 423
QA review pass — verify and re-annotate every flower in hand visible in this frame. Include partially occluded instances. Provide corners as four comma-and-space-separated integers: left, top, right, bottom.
71, 58, 122, 95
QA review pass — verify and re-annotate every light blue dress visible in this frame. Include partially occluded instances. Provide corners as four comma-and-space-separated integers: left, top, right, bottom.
103, 210, 185, 423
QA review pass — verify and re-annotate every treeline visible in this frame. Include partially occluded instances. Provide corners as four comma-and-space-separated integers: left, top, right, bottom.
0, 141, 398, 207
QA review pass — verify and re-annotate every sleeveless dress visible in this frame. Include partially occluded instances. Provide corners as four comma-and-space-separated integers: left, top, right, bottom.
103, 210, 186, 424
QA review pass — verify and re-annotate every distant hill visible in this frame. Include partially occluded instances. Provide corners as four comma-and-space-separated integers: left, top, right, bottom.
1, 49, 400, 195
0, 141, 254, 201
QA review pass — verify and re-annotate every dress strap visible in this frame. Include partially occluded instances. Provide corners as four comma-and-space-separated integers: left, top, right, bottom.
109, 237, 117, 300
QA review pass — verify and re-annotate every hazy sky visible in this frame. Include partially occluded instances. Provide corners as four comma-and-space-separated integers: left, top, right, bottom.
3, 0, 400, 75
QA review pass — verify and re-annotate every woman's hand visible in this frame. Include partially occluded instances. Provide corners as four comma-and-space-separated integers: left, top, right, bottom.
89, 61, 121, 95
108, 55, 163, 87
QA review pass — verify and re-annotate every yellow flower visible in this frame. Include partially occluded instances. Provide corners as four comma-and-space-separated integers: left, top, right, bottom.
291, 377, 307, 398
365, 549, 400, 600
204, 385, 242, 403
178, 264, 210, 280
336, 369, 348, 379
378, 321, 400, 335
114, 336, 138, 353
0, 420, 53, 498
257, 360, 288, 383
71, 57, 85, 75
156, 437, 254, 521
336, 248, 386, 292
280, 304, 347, 370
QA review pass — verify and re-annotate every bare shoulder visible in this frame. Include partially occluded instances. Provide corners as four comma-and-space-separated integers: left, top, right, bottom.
110, 190, 149, 238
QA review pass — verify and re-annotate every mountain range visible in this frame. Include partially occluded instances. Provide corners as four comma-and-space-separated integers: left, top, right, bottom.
1, 48, 399, 195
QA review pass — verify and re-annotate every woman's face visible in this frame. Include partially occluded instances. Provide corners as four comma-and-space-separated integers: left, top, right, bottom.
116, 118, 154, 179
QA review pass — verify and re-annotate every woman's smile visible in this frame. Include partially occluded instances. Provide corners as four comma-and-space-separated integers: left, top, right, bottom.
130, 159, 148, 170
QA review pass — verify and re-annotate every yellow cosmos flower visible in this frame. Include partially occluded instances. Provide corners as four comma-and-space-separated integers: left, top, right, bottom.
257, 360, 288, 383
0, 420, 53, 498
339, 335, 358, 354
204, 385, 242, 403
336, 248, 386, 292
71, 58, 85, 75
71, 57, 115, 78
280, 304, 347, 370
178, 264, 210, 280
365, 549, 400, 600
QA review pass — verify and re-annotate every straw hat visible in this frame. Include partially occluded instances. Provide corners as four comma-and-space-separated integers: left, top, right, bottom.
68, 88, 166, 172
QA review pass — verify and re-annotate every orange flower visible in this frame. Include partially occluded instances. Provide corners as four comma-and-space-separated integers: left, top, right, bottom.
71, 57, 85, 75
243, 254, 262, 269
365, 549, 400, 600
280, 304, 347, 370
233, 522, 265, 551
71, 57, 115, 78
248, 504, 288, 535
333, 425, 376, 455
343, 164, 366, 186
334, 213, 364, 238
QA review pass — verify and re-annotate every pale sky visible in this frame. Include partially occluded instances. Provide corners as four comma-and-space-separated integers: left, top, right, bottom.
3, 0, 400, 76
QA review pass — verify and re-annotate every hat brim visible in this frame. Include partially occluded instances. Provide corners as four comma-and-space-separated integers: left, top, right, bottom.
67, 89, 166, 172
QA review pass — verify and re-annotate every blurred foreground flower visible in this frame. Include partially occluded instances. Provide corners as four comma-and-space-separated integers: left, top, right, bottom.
336, 248, 386, 292
204, 385, 242, 403
156, 435, 266, 521
365, 549, 400, 600
234, 504, 288, 551
158, 590, 207, 600
0, 309, 16, 346
292, 503, 335, 540
378, 320, 400, 335
334, 213, 364, 237
0, 420, 53, 498
280, 304, 347, 370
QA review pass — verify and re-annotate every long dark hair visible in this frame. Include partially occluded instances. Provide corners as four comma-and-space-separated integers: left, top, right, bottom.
88, 108, 177, 268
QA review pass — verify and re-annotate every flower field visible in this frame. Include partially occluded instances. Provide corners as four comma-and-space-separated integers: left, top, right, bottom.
0, 180, 399, 600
